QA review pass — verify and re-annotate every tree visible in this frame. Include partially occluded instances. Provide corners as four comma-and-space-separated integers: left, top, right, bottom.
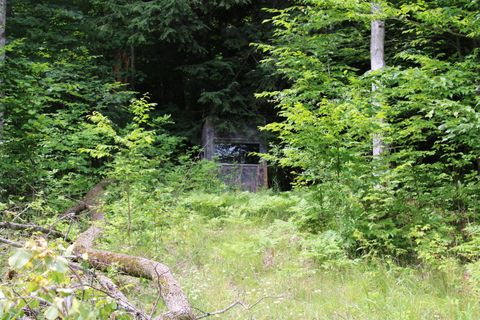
6, 0, 283, 142
0, 0, 5, 137
370, 2, 385, 157
0, 0, 4, 62
258, 0, 480, 257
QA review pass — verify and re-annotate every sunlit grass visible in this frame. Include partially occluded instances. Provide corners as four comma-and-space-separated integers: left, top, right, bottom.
101, 191, 480, 319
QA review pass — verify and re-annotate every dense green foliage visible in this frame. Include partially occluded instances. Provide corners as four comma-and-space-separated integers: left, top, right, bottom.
258, 0, 480, 261
1, 42, 133, 198
8, 0, 279, 136
1, 0, 480, 319
1, 239, 129, 319
6, 189, 480, 319
1, 0, 283, 199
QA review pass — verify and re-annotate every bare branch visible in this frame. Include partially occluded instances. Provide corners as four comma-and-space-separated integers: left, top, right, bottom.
196, 301, 246, 319
196, 296, 283, 319
60, 180, 109, 218
149, 263, 167, 319
0, 221, 66, 239
0, 236, 22, 248
71, 276, 149, 319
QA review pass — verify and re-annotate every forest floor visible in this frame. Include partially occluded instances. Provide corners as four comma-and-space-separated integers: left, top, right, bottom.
90, 190, 480, 320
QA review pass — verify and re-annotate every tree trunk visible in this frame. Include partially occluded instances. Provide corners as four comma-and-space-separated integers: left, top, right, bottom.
0, 0, 5, 62
0, 0, 6, 138
371, 2, 385, 157
130, 45, 135, 88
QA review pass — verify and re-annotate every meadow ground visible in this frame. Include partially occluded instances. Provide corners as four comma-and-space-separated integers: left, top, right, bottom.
96, 191, 480, 320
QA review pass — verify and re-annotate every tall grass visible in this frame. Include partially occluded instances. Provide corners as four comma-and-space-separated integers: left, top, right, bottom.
100, 191, 480, 319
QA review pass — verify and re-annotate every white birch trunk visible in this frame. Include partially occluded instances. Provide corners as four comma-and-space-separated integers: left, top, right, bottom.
371, 2, 385, 157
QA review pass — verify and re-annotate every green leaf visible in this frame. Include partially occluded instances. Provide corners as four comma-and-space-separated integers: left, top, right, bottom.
8, 249, 32, 269
49, 256, 69, 273
44, 306, 60, 320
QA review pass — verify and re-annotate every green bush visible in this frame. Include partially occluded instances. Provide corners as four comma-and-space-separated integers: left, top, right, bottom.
1, 239, 128, 319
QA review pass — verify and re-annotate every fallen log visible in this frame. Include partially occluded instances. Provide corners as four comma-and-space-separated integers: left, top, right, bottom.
61, 180, 109, 218
72, 182, 195, 320
76, 248, 193, 320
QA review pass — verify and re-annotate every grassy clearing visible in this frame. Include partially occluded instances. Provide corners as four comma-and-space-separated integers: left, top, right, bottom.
99, 191, 480, 320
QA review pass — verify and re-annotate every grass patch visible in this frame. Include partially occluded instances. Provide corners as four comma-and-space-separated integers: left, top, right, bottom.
99, 190, 480, 319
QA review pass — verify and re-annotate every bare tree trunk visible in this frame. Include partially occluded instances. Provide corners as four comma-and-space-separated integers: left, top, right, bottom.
371, 2, 385, 157
0, 0, 6, 138
0, 0, 5, 62
130, 45, 135, 88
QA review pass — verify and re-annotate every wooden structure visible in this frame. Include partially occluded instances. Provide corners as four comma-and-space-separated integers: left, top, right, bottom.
202, 118, 268, 192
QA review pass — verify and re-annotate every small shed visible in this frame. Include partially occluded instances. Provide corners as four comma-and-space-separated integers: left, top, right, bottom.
202, 118, 268, 192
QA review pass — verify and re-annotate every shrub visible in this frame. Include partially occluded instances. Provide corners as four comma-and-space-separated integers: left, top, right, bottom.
1, 238, 128, 319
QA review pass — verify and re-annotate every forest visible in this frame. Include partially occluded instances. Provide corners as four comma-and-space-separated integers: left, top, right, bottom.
1, 0, 480, 319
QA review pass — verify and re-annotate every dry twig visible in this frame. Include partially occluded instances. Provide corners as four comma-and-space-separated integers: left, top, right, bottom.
195, 295, 283, 319
0, 221, 65, 239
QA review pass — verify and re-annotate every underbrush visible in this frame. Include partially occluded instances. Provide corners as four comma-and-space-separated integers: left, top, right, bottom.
97, 186, 480, 319
2, 136, 480, 319
3, 179, 480, 319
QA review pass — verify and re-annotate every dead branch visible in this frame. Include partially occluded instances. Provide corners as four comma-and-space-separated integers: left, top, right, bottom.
195, 301, 246, 319
149, 264, 167, 319
73, 248, 194, 320
0, 236, 22, 248
72, 261, 147, 319
97, 273, 149, 319
195, 296, 283, 319
0, 221, 65, 239
67, 270, 149, 320
11, 205, 30, 223
72, 181, 195, 320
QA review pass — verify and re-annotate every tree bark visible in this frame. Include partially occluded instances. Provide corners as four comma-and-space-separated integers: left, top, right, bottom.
371, 2, 385, 157
61, 180, 109, 218
130, 45, 136, 88
0, 0, 5, 62
0, 0, 6, 138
